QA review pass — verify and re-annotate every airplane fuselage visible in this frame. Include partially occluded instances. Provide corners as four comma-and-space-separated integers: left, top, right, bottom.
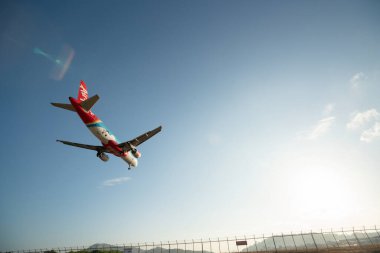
68, 97, 138, 167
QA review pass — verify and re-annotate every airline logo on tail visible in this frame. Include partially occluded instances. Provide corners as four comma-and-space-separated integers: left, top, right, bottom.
78, 80, 88, 101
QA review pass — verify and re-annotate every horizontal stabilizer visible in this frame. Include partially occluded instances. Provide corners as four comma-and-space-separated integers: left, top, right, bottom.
80, 94, 99, 111
51, 103, 76, 112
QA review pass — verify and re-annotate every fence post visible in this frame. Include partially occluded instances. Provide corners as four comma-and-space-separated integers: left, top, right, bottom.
352, 227, 363, 249
319, 229, 328, 249
253, 235, 258, 252
281, 234, 287, 251
272, 234, 277, 252
262, 234, 268, 253
235, 236, 239, 253
374, 225, 380, 239
341, 228, 350, 248
290, 232, 297, 252
310, 230, 318, 250
244, 236, 249, 253
300, 232, 307, 251
226, 238, 230, 253
331, 228, 339, 248
363, 227, 374, 247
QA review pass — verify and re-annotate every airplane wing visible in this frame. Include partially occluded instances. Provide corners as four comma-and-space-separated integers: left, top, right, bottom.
57, 140, 110, 153
118, 125, 162, 151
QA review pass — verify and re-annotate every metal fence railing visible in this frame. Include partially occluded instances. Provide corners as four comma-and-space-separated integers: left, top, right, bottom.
4, 226, 380, 253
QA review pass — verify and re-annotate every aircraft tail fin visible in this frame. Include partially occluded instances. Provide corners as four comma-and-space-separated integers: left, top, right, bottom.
51, 80, 98, 112
80, 94, 99, 111
78, 80, 89, 102
51, 102, 76, 112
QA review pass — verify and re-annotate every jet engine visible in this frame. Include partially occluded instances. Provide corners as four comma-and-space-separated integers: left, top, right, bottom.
132, 149, 141, 158
129, 144, 141, 158
97, 152, 109, 162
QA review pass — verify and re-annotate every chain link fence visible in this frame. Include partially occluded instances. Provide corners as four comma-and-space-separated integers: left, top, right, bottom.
5, 226, 380, 253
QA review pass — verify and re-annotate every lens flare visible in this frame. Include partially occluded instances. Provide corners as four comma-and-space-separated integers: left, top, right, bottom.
51, 45, 75, 80
33, 45, 74, 80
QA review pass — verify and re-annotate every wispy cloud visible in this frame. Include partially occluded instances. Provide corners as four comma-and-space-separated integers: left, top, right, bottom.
350, 72, 367, 89
302, 117, 335, 140
346, 108, 380, 143
347, 109, 380, 130
360, 122, 380, 143
102, 177, 131, 187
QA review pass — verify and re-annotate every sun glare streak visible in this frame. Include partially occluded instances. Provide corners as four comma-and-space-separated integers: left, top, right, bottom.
33, 45, 74, 80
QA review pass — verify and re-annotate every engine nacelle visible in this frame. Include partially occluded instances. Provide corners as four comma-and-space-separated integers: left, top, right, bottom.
132, 149, 141, 158
97, 152, 109, 162
128, 144, 141, 158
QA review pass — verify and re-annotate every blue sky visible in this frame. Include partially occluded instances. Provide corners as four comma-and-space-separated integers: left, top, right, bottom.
1, 0, 380, 250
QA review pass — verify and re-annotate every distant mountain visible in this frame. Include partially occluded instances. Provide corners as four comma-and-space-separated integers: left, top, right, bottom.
243, 231, 380, 252
87, 232, 380, 253
88, 244, 115, 250
87, 244, 130, 252
87, 245, 211, 253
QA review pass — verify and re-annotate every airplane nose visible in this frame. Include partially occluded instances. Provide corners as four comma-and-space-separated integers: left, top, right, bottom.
132, 159, 138, 167
122, 155, 138, 167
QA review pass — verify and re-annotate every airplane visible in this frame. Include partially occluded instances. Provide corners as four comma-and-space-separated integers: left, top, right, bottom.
51, 80, 162, 169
